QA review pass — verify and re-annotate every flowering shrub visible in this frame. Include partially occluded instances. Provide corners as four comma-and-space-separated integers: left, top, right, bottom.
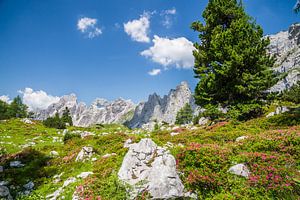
176, 143, 234, 197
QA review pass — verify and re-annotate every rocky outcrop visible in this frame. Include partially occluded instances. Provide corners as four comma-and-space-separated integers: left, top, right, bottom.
267, 23, 300, 92
118, 138, 185, 199
35, 95, 135, 127
128, 82, 197, 128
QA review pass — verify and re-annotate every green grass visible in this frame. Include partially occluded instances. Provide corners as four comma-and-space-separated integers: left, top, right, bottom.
0, 114, 299, 199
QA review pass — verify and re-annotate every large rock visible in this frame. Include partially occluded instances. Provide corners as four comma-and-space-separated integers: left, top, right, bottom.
128, 82, 198, 128
118, 138, 185, 199
267, 23, 300, 92
35, 95, 135, 127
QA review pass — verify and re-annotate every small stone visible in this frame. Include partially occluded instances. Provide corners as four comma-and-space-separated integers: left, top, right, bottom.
170, 132, 180, 136
21, 118, 33, 124
77, 172, 93, 179
102, 153, 117, 158
10, 161, 25, 168
228, 163, 250, 178
235, 136, 248, 142
75, 146, 93, 162
23, 181, 34, 190
63, 177, 76, 187
198, 117, 209, 126
50, 151, 59, 157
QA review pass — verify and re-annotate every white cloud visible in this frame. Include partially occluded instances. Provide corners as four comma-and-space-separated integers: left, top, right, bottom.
0, 95, 11, 104
141, 35, 195, 69
77, 17, 102, 39
124, 13, 150, 43
161, 8, 176, 28
148, 69, 161, 76
164, 8, 176, 15
19, 88, 60, 111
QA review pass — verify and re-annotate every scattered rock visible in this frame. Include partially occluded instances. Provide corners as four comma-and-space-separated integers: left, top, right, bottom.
118, 138, 185, 199
46, 187, 63, 200
170, 132, 180, 136
0, 166, 3, 173
10, 161, 25, 168
198, 117, 209, 126
53, 173, 64, 184
63, 177, 76, 187
21, 118, 33, 124
228, 163, 250, 178
102, 153, 117, 158
23, 181, 34, 190
266, 106, 290, 118
50, 151, 59, 157
235, 136, 248, 142
0, 186, 12, 200
75, 147, 93, 162
91, 157, 97, 162
77, 172, 93, 179
80, 131, 95, 138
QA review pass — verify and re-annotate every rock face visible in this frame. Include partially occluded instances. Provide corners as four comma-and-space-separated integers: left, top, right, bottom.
267, 23, 300, 92
128, 82, 197, 128
35, 94, 135, 127
118, 138, 185, 199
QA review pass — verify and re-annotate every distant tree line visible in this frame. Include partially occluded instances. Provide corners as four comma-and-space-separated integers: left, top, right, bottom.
0, 96, 28, 120
43, 107, 73, 129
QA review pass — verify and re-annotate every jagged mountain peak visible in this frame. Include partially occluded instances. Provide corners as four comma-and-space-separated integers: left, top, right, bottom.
128, 81, 196, 128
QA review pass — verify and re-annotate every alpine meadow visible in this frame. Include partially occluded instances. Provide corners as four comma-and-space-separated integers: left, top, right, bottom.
0, 0, 299, 199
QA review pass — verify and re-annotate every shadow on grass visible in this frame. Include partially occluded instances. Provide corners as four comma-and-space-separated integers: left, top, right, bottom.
0, 148, 57, 197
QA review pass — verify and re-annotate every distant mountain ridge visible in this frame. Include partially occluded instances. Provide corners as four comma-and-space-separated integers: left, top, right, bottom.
35, 95, 135, 127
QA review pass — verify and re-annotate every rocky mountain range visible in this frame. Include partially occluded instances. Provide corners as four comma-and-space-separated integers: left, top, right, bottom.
127, 81, 197, 129
267, 23, 300, 92
34, 23, 300, 128
35, 95, 135, 127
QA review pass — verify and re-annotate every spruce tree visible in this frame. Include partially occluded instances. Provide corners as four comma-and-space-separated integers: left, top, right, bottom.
192, 0, 276, 119
175, 103, 193, 125
7, 96, 28, 118
0, 100, 9, 120
62, 107, 73, 126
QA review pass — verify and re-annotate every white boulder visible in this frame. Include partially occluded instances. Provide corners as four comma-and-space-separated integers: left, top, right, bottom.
118, 138, 185, 199
228, 163, 250, 178
75, 147, 93, 162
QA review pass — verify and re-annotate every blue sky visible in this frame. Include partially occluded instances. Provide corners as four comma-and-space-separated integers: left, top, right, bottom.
0, 0, 299, 108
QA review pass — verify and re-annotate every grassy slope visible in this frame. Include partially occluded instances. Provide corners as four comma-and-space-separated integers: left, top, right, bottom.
0, 112, 299, 199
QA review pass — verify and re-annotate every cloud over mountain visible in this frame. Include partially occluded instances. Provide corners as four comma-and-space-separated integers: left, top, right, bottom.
19, 88, 60, 111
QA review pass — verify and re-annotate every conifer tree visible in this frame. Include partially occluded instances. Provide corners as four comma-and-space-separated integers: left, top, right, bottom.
0, 100, 9, 120
62, 107, 73, 126
7, 96, 28, 118
191, 0, 276, 119
175, 103, 193, 125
